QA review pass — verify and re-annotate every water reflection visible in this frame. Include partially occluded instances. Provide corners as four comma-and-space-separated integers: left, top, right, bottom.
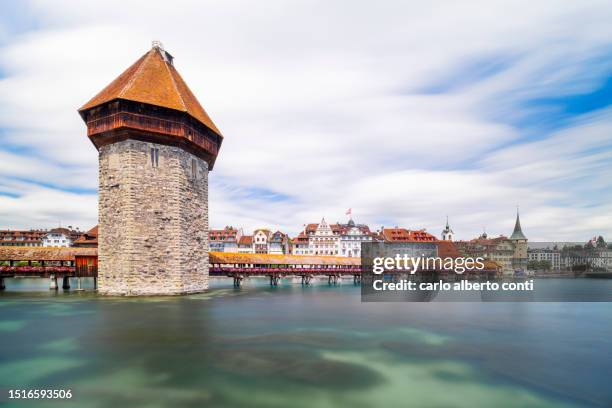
0, 279, 611, 407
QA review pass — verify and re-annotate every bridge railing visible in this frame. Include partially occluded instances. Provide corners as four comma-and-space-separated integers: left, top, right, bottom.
0, 265, 74, 276
209, 264, 362, 276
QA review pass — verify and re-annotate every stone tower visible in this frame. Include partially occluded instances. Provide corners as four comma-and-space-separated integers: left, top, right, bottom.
509, 208, 528, 272
78, 43, 222, 295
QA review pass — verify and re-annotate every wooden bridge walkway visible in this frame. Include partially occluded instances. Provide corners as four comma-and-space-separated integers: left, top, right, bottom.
0, 247, 500, 290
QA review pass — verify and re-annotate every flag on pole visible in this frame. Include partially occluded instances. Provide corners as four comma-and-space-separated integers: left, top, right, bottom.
345, 208, 352, 216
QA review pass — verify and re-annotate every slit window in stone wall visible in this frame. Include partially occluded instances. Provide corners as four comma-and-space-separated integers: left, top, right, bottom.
150, 146, 159, 167
191, 159, 197, 180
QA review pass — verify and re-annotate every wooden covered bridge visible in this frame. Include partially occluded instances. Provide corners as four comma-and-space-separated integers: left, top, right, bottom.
0, 247, 500, 290
209, 252, 362, 286
0, 247, 362, 289
0, 247, 98, 290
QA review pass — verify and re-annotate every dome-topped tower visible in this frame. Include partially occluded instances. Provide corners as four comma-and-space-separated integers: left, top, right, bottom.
79, 43, 222, 295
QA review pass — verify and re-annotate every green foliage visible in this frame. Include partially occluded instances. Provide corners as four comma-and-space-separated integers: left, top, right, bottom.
528, 260, 552, 271
596, 236, 607, 248
572, 263, 591, 272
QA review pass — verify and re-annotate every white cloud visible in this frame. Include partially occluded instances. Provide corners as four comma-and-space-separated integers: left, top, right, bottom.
0, 0, 611, 240
0, 182, 97, 230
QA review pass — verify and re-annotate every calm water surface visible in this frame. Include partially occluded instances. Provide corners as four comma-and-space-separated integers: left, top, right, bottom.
1, 278, 611, 408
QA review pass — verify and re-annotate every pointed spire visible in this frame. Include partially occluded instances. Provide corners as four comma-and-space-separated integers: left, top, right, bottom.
509, 207, 527, 240
441, 216, 453, 240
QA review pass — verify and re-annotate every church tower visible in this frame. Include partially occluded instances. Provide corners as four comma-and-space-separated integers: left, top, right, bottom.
441, 216, 454, 241
79, 42, 223, 295
509, 208, 528, 272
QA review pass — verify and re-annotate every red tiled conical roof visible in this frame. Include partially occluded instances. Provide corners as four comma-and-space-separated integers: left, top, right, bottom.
79, 45, 222, 137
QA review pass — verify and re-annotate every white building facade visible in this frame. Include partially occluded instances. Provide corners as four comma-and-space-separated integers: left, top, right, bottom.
308, 219, 339, 256
292, 218, 373, 257
268, 231, 288, 254
253, 229, 271, 254
338, 220, 373, 257
42, 228, 73, 247
528, 248, 561, 270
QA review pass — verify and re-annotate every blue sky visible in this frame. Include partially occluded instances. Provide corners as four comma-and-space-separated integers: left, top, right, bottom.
0, 0, 611, 240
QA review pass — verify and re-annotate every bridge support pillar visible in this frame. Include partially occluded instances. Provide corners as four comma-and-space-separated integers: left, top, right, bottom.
0, 277, 5, 291
76, 277, 83, 291
93, 277, 98, 290
62, 276, 70, 290
301, 275, 312, 285
270, 276, 279, 286
233, 276, 243, 287
49, 274, 58, 290
328, 275, 338, 285
353, 274, 361, 285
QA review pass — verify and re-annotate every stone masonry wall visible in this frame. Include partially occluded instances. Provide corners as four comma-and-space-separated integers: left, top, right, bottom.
98, 139, 209, 295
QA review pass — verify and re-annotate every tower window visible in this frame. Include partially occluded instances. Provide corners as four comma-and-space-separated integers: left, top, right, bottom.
150, 147, 159, 167
191, 159, 197, 179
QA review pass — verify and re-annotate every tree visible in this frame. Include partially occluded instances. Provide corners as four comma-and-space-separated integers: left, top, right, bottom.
585, 241, 595, 250
528, 260, 552, 271
596, 236, 607, 249
572, 263, 591, 272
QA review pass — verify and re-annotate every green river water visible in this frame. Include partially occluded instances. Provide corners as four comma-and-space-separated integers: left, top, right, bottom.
0, 278, 611, 407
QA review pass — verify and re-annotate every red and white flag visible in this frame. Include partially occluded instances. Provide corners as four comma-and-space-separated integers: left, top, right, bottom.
345, 208, 352, 215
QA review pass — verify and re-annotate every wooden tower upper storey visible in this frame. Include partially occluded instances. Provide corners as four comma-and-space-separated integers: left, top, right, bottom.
78, 42, 222, 169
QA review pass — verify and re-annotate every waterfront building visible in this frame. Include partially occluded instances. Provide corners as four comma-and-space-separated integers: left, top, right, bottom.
456, 236, 515, 275
456, 210, 529, 276
209, 226, 242, 252
375, 227, 439, 258
253, 229, 272, 254
307, 218, 339, 256
528, 247, 561, 270
592, 249, 612, 269
79, 42, 223, 295
268, 231, 289, 254
338, 218, 373, 257
290, 233, 310, 255
42, 228, 79, 247
378, 227, 438, 243
561, 246, 612, 271
73, 226, 99, 248
209, 227, 288, 254
0, 230, 46, 247
237, 236, 254, 253
441, 217, 454, 241
294, 217, 374, 257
